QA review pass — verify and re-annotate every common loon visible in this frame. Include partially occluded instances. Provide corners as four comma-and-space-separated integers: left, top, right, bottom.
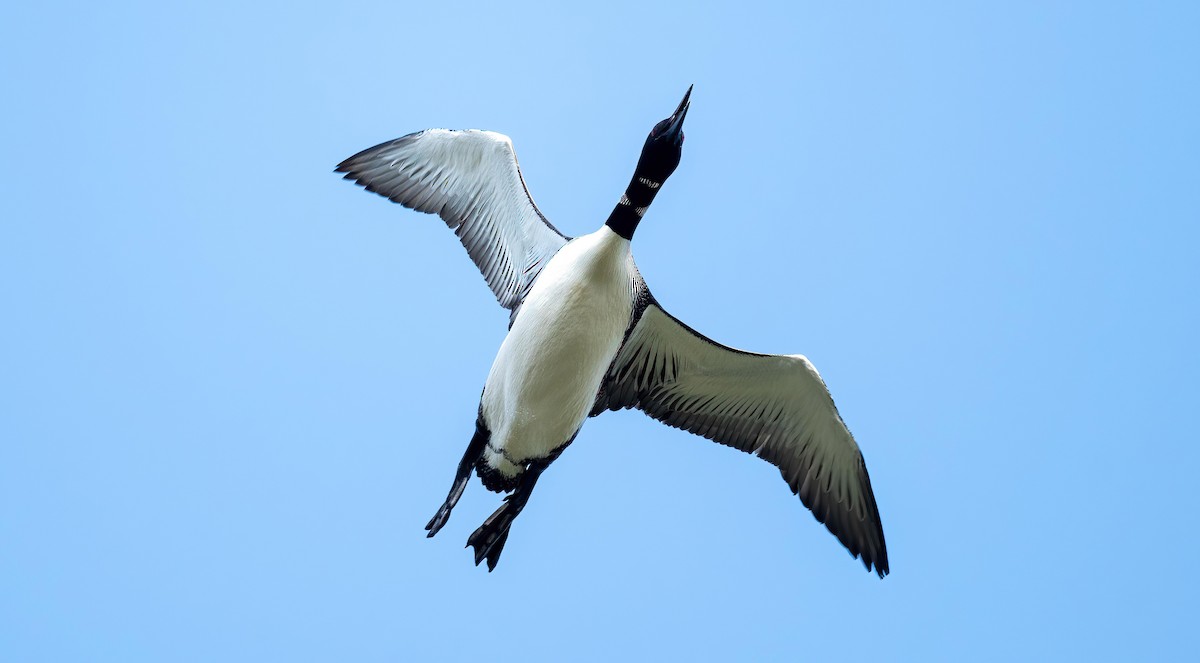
336, 86, 888, 577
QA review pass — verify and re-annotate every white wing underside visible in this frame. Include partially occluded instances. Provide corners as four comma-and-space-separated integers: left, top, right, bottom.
595, 295, 888, 576
336, 129, 569, 315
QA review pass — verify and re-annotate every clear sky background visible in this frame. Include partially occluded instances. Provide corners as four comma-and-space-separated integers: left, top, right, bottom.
3, 2, 1198, 661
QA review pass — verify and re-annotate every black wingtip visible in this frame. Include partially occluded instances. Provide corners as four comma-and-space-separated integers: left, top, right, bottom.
858, 548, 889, 579
333, 154, 357, 174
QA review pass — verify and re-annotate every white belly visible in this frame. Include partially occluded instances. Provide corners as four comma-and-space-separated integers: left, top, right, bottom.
480, 227, 634, 476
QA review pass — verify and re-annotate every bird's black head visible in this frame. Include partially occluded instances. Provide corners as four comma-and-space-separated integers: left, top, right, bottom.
634, 85, 692, 183
605, 86, 693, 240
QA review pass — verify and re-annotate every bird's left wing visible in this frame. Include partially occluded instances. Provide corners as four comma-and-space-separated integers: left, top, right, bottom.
336, 129, 569, 314
593, 293, 889, 577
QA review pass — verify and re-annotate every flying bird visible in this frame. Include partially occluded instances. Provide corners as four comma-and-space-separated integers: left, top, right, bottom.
336, 86, 888, 577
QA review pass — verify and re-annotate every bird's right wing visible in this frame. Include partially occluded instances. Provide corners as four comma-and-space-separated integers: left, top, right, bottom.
336, 129, 570, 313
594, 296, 888, 577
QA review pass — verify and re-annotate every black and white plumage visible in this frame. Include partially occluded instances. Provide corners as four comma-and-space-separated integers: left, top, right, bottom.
336, 86, 889, 577
337, 128, 568, 324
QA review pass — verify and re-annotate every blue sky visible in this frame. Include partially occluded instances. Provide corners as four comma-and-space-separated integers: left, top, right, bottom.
3, 1, 1198, 661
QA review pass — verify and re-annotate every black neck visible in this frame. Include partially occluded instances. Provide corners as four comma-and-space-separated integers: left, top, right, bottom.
604, 173, 664, 240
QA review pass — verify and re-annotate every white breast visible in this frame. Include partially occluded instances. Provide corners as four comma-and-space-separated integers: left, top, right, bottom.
480, 227, 635, 475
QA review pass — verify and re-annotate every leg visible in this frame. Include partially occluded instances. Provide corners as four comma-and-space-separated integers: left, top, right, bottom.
465, 457, 551, 571
425, 416, 488, 538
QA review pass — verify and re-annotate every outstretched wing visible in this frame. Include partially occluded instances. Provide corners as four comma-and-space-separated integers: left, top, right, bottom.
336, 129, 569, 313
594, 292, 888, 577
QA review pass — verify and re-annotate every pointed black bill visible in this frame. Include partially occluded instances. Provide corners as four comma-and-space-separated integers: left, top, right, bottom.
664, 85, 692, 143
